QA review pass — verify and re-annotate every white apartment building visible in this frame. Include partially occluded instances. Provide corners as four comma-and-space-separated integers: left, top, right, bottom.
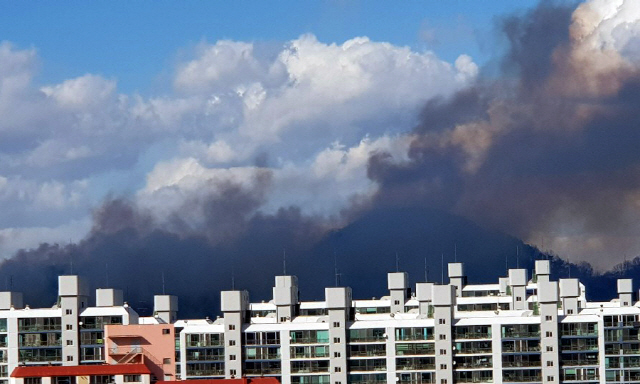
176, 260, 640, 384
0, 275, 179, 384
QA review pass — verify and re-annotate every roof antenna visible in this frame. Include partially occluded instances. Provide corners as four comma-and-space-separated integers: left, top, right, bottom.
231, 264, 235, 290
505, 254, 508, 274
395, 252, 400, 272
454, 243, 457, 262
424, 257, 428, 282
162, 272, 166, 295
283, 248, 287, 275
516, 246, 519, 269
334, 251, 341, 287
441, 253, 444, 284
105, 263, 109, 287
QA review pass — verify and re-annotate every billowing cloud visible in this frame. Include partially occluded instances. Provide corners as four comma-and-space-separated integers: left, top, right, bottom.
0, 34, 474, 258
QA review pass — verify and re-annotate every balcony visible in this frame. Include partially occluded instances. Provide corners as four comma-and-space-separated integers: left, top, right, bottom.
186, 355, 225, 361
291, 366, 330, 373
20, 340, 62, 347
396, 364, 436, 371
561, 360, 598, 366
456, 333, 491, 340
456, 348, 493, 354
19, 325, 61, 332
245, 368, 281, 375
502, 361, 542, 368
457, 362, 492, 369
186, 341, 223, 348
186, 370, 224, 377
503, 332, 540, 339
290, 338, 330, 344
19, 355, 62, 363
291, 352, 330, 359
350, 350, 387, 357
503, 376, 542, 382
245, 353, 280, 360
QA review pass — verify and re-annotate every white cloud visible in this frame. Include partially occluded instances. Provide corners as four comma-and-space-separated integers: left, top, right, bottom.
0, 34, 477, 258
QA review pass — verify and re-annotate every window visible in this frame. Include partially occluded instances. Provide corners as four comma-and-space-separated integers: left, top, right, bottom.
66, 356, 73, 362
546, 346, 553, 352
394, 300, 400, 305
163, 358, 171, 364
66, 324, 73, 330
124, 375, 141, 383
441, 380, 447, 384
440, 364, 447, 369
334, 352, 341, 358
547, 376, 554, 381
439, 319, 446, 324
334, 337, 341, 343
230, 369, 237, 377
280, 317, 287, 322
516, 297, 522, 301
567, 309, 574, 315
25, 378, 42, 384
229, 340, 236, 346
439, 349, 447, 355
547, 361, 554, 366
230, 354, 236, 360
162, 329, 170, 335
545, 315, 552, 321
335, 367, 341, 373
439, 334, 446, 340
546, 331, 553, 337
66, 340, 73, 346
333, 322, 340, 327
229, 325, 235, 330
65, 309, 72, 315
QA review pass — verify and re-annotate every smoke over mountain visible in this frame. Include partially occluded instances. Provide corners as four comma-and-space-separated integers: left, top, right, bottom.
2, 0, 640, 317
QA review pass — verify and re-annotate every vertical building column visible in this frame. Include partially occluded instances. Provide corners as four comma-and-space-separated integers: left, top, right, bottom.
538, 281, 560, 384
535, 260, 550, 284
221, 290, 249, 378
273, 276, 299, 323
416, 282, 434, 317
59, 275, 88, 366
433, 285, 455, 384
0, 292, 22, 376
491, 323, 503, 384
279, 328, 292, 384
388, 272, 409, 314
559, 279, 580, 315
448, 263, 466, 297
508, 269, 528, 310
386, 325, 396, 384
325, 287, 351, 384
618, 279, 633, 307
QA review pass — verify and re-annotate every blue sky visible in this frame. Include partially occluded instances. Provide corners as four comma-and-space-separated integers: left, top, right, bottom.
2, 1, 540, 94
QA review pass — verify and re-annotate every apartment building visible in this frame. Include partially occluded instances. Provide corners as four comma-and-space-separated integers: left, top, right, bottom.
175, 260, 640, 384
0, 275, 182, 384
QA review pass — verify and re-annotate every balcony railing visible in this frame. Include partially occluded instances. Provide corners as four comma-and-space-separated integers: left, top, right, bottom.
502, 361, 542, 368
20, 340, 62, 347
561, 345, 598, 352
456, 378, 493, 383
350, 350, 387, 357
397, 364, 436, 370
245, 354, 280, 360
562, 360, 598, 366
291, 338, 330, 344
186, 355, 225, 361
291, 366, 330, 373
456, 362, 492, 369
20, 356, 62, 362
396, 335, 434, 341
503, 332, 541, 339
457, 348, 493, 354
186, 341, 223, 347
456, 333, 491, 340
291, 352, 330, 359
245, 368, 281, 375
503, 376, 542, 382
186, 370, 224, 377
245, 339, 280, 345
19, 326, 61, 332
502, 346, 540, 353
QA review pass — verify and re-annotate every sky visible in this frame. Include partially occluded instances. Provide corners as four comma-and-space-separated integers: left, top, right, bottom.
2, 0, 640, 281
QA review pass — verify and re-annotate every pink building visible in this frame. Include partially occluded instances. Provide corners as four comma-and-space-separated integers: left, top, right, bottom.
104, 325, 176, 382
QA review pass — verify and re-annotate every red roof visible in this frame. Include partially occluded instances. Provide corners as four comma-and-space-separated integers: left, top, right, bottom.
157, 378, 280, 384
11, 364, 151, 378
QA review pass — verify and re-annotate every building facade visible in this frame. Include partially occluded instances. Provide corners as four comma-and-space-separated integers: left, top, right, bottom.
2, 261, 640, 384
175, 260, 640, 384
